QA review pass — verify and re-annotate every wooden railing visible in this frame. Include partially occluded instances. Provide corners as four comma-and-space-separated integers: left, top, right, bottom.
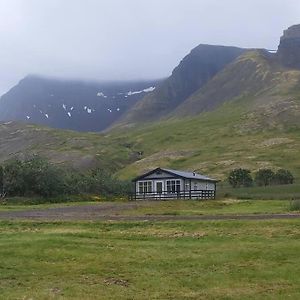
129, 189, 215, 200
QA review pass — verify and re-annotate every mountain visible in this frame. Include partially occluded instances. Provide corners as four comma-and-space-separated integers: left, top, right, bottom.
171, 25, 300, 121
172, 49, 300, 120
109, 24, 300, 179
0, 76, 160, 132
1, 25, 300, 181
277, 24, 300, 69
117, 45, 246, 125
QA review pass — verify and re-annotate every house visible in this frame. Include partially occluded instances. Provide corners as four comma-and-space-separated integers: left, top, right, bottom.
132, 167, 218, 200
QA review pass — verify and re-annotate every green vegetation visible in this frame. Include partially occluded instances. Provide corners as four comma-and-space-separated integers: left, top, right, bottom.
274, 169, 295, 185
0, 201, 98, 211
219, 183, 300, 200
289, 199, 300, 211
121, 199, 290, 216
253, 168, 295, 186
228, 168, 253, 188
227, 168, 294, 188
0, 156, 130, 200
1, 219, 300, 299
110, 97, 300, 181
254, 169, 276, 186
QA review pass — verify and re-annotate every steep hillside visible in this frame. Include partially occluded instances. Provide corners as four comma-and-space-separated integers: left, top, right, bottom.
0, 121, 136, 172
110, 100, 300, 181
0, 75, 160, 132
172, 49, 300, 118
117, 45, 246, 125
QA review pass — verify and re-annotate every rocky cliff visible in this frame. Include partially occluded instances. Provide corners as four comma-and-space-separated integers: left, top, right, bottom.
277, 24, 300, 69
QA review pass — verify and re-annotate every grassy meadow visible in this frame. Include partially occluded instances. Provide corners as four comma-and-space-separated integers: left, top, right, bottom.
120, 199, 293, 216
0, 219, 300, 299
218, 183, 300, 200
111, 99, 300, 181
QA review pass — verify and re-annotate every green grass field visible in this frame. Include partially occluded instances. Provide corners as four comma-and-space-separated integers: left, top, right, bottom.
218, 183, 300, 200
121, 199, 292, 216
1, 219, 300, 299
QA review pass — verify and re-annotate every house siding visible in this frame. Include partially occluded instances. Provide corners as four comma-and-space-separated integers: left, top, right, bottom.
136, 178, 184, 194
132, 168, 217, 200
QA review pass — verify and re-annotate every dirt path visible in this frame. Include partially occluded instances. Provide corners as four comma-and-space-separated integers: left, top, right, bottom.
0, 202, 299, 221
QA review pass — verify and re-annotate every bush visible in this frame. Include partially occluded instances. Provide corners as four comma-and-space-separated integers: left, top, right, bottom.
228, 168, 253, 188
289, 200, 300, 211
1, 156, 131, 199
3, 159, 26, 196
2, 156, 66, 197
254, 169, 275, 186
273, 169, 294, 185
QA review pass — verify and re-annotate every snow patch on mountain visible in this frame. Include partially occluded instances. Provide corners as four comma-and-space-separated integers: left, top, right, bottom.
127, 86, 155, 96
97, 92, 107, 98
84, 106, 94, 114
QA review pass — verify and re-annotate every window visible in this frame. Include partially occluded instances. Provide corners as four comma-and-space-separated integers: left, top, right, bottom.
138, 181, 152, 194
166, 180, 181, 193
185, 182, 190, 191
194, 183, 198, 191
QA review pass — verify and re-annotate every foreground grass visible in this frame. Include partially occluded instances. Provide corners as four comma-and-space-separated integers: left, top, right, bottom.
0, 201, 99, 212
0, 220, 300, 299
0, 199, 295, 216
121, 199, 292, 216
218, 183, 300, 200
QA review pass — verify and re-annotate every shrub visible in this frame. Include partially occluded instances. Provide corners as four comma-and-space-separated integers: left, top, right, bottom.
228, 168, 253, 188
273, 169, 294, 185
289, 200, 300, 211
2, 156, 66, 197
3, 159, 26, 196
0, 156, 131, 199
254, 169, 275, 186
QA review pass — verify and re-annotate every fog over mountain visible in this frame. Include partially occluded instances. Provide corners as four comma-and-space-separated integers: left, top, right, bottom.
0, 0, 299, 95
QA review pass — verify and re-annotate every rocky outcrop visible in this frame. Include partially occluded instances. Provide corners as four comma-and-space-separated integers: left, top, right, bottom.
277, 24, 300, 69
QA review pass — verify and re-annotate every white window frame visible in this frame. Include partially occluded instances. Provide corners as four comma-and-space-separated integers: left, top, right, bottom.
166, 179, 181, 193
138, 181, 152, 194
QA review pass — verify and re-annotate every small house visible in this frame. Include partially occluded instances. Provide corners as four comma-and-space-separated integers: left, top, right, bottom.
132, 167, 218, 200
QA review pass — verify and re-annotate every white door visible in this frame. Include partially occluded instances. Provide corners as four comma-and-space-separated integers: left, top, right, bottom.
156, 181, 163, 194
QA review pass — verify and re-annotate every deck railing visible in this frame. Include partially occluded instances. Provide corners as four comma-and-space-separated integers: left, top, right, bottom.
129, 189, 215, 200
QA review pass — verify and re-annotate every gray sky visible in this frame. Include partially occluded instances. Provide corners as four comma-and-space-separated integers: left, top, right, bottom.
0, 0, 299, 95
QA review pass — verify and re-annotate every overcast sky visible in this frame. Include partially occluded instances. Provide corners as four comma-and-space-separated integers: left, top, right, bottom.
0, 0, 299, 95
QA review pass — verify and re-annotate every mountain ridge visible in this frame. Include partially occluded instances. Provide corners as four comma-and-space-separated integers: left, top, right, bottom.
0, 75, 161, 132
115, 44, 247, 126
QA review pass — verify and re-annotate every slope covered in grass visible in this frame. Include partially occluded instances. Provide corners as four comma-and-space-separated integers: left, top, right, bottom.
111, 96, 300, 180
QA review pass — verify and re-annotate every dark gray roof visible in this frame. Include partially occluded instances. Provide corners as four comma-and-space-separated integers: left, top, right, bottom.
132, 167, 219, 182
162, 168, 218, 181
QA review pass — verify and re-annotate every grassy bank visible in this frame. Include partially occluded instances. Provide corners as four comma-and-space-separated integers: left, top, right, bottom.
0, 199, 296, 215
218, 183, 300, 200
0, 219, 300, 299
121, 199, 292, 216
